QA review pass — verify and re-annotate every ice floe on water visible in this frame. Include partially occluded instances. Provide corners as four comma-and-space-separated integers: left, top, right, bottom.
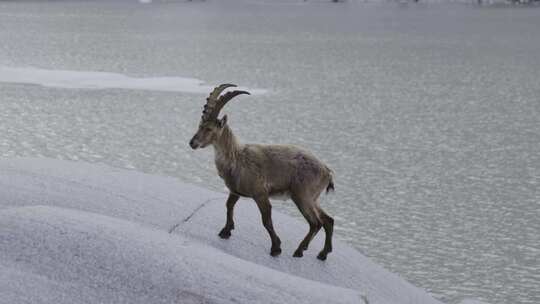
0, 66, 267, 95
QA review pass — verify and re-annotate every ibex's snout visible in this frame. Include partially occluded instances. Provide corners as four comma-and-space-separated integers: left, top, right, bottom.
189, 137, 199, 149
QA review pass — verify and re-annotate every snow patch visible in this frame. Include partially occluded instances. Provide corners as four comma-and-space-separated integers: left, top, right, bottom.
0, 158, 442, 304
0, 66, 267, 94
0, 205, 361, 304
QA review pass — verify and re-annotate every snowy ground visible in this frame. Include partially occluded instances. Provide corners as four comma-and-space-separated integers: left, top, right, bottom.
0, 158, 447, 304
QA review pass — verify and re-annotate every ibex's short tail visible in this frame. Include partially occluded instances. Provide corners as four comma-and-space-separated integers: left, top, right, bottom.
326, 173, 335, 194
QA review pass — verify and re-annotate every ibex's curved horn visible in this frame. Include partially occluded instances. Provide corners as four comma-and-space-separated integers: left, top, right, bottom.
209, 84, 237, 101
202, 84, 250, 121
219, 90, 250, 104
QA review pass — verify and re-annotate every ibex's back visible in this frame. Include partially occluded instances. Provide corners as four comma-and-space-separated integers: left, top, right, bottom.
189, 84, 335, 260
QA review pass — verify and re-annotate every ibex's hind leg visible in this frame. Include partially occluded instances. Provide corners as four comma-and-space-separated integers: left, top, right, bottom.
219, 193, 239, 239
254, 196, 281, 256
316, 208, 334, 261
292, 198, 322, 257
293, 220, 321, 257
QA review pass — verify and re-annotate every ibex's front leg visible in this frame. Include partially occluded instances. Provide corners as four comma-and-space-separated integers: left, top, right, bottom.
218, 193, 239, 239
254, 195, 281, 256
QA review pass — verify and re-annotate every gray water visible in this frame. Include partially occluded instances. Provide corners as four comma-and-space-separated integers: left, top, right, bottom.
0, 1, 539, 304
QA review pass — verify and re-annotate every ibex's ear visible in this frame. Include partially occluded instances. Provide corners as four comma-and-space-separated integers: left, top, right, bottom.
218, 115, 228, 128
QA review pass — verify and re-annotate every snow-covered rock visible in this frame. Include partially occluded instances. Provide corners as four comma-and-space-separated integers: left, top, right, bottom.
0, 206, 359, 304
0, 158, 443, 304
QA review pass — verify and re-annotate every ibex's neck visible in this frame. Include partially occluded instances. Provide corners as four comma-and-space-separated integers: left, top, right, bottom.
213, 125, 241, 162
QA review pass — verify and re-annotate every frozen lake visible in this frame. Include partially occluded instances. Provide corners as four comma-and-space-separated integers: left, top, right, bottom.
0, 1, 538, 304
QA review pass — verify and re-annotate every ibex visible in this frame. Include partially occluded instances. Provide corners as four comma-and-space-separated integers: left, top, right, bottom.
189, 84, 335, 260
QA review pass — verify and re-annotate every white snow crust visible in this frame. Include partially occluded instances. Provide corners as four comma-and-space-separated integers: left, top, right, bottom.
0, 158, 443, 304
0, 67, 267, 94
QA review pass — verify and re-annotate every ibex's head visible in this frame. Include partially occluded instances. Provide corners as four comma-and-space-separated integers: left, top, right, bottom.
189, 84, 250, 149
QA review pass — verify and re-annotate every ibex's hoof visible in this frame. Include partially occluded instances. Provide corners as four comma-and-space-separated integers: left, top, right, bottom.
293, 250, 303, 258
317, 252, 328, 261
218, 229, 231, 239
270, 247, 282, 257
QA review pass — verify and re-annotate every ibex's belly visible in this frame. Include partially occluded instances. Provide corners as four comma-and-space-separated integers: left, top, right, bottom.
269, 190, 291, 201
219, 168, 292, 201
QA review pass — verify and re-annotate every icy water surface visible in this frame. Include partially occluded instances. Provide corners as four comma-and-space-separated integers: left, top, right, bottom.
0, 1, 539, 304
